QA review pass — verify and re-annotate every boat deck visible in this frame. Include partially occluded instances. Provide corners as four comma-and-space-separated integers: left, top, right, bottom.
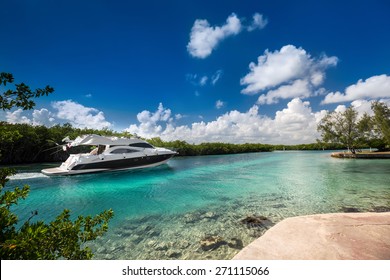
41, 167, 69, 176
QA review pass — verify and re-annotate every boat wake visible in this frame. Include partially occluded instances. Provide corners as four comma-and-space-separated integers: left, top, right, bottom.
8, 172, 49, 180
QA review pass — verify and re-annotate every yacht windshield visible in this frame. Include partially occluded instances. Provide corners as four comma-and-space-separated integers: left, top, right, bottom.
129, 143, 154, 148
110, 148, 138, 154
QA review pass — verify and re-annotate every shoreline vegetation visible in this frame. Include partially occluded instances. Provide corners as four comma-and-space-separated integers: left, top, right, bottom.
0, 121, 349, 165
1, 97, 389, 165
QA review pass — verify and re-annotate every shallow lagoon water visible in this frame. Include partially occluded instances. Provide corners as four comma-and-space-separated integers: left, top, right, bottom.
7, 151, 390, 259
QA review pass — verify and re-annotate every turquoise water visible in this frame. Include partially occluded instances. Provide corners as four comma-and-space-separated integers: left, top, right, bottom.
7, 151, 390, 259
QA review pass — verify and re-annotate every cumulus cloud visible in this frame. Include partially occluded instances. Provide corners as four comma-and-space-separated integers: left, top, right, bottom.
342, 99, 390, 118
273, 98, 326, 142
247, 13, 268, 31
4, 100, 112, 130
241, 45, 312, 93
257, 79, 311, 105
125, 99, 326, 144
240, 45, 338, 104
334, 104, 347, 113
32, 108, 56, 126
51, 100, 111, 129
187, 13, 242, 59
6, 109, 55, 126
187, 13, 267, 59
6, 109, 31, 124
126, 103, 172, 137
321, 74, 390, 104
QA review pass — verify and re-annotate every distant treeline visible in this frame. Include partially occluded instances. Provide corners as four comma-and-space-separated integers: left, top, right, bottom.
0, 122, 345, 164
147, 138, 345, 156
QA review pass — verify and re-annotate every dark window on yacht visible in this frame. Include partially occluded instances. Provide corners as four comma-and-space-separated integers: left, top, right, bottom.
129, 143, 154, 148
110, 148, 138, 154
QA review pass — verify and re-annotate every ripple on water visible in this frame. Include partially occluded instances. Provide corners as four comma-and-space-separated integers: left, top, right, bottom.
8, 172, 49, 180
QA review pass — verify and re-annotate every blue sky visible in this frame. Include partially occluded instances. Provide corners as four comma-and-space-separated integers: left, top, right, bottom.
1, 0, 390, 144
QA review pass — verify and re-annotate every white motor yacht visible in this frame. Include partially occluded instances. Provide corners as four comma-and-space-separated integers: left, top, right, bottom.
41, 134, 176, 176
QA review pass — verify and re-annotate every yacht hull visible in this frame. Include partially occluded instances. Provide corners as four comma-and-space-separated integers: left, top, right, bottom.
41, 154, 174, 176
40, 134, 177, 176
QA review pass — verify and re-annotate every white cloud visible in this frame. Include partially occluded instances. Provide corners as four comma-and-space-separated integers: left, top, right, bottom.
240, 45, 338, 104
126, 103, 172, 137
187, 12, 268, 59
241, 45, 311, 94
32, 108, 55, 126
310, 72, 325, 86
215, 100, 225, 109
257, 79, 311, 105
332, 99, 390, 118
247, 13, 268, 31
273, 98, 326, 142
3, 100, 112, 130
6, 109, 31, 124
322, 74, 390, 104
186, 11, 270, 60
187, 13, 242, 59
52, 100, 111, 129
351, 99, 373, 117
125, 99, 327, 144
5, 109, 55, 126
334, 104, 347, 113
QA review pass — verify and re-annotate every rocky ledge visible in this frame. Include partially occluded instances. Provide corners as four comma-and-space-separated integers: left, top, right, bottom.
233, 212, 390, 260
331, 151, 390, 159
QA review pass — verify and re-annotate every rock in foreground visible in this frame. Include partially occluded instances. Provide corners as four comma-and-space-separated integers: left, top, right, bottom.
233, 212, 390, 260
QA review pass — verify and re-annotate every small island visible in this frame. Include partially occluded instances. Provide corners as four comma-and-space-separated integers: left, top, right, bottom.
331, 151, 390, 159
317, 102, 390, 159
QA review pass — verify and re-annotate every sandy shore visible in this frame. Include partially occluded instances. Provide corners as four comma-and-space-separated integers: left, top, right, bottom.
233, 212, 390, 260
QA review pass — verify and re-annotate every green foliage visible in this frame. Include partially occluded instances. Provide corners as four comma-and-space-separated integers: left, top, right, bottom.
272, 142, 345, 151
317, 106, 361, 152
0, 168, 114, 259
371, 101, 390, 149
317, 102, 390, 151
0, 72, 54, 110
149, 138, 345, 154
0, 72, 114, 260
148, 137, 273, 156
